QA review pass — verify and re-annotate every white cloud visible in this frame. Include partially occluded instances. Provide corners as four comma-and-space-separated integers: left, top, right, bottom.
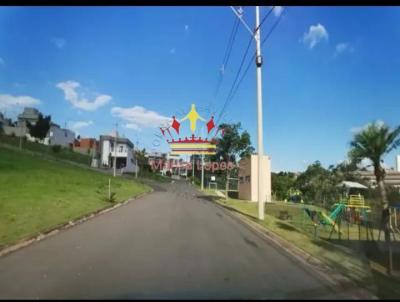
124, 123, 142, 132
302, 23, 329, 49
169, 48, 176, 55
334, 42, 355, 56
184, 25, 189, 32
51, 37, 66, 49
0, 57, 4, 65
69, 120, 93, 131
273, 6, 284, 17
56, 81, 112, 111
111, 106, 171, 130
0, 94, 41, 110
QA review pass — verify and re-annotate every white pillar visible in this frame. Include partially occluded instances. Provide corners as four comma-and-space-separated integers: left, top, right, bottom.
255, 6, 265, 220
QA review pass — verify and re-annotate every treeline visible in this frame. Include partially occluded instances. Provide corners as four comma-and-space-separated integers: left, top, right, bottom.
272, 160, 400, 209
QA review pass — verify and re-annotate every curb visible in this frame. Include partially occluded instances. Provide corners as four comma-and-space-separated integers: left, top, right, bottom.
0, 189, 153, 258
212, 201, 378, 300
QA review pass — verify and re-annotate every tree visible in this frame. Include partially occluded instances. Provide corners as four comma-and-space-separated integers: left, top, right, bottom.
271, 172, 297, 201
348, 121, 400, 274
26, 114, 51, 141
214, 122, 254, 199
135, 148, 151, 174
349, 121, 400, 209
295, 161, 337, 207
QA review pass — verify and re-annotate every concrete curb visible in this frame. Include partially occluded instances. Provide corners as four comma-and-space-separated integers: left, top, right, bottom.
212, 201, 378, 300
0, 189, 153, 258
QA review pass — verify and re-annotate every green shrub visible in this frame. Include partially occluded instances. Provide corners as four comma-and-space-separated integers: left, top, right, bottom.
51, 145, 62, 153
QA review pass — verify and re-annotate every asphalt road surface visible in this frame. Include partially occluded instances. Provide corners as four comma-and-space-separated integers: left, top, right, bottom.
0, 180, 367, 299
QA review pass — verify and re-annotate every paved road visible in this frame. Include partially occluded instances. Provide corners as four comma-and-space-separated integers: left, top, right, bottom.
0, 180, 365, 299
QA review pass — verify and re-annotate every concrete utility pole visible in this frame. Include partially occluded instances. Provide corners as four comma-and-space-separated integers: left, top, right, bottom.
192, 155, 195, 184
255, 6, 265, 220
231, 6, 265, 220
201, 127, 205, 191
113, 122, 118, 177
135, 140, 139, 179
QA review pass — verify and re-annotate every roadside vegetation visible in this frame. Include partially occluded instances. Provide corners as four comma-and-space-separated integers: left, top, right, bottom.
199, 120, 400, 298
0, 146, 151, 249
209, 195, 400, 299
0, 134, 92, 166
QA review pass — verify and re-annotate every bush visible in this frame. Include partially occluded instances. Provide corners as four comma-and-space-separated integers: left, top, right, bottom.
51, 145, 62, 153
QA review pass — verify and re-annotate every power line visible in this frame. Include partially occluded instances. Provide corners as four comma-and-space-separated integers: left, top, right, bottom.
215, 6, 275, 126
216, 6, 288, 123
213, 17, 240, 99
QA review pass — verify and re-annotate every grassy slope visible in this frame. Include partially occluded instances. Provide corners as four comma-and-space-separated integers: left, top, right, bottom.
0, 135, 91, 165
0, 147, 151, 248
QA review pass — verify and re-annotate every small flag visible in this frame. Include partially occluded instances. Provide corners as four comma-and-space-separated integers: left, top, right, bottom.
171, 116, 180, 134
160, 127, 165, 136
207, 116, 215, 134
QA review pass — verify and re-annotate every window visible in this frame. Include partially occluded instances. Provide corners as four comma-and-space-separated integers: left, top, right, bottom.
119, 145, 124, 153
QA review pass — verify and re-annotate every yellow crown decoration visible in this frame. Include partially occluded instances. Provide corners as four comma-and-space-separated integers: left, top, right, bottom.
159, 104, 222, 155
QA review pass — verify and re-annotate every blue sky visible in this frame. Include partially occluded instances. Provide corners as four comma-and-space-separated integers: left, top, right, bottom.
1, 6, 400, 172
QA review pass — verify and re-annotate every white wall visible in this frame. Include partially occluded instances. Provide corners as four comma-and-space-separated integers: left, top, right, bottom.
100, 138, 138, 173
44, 125, 75, 147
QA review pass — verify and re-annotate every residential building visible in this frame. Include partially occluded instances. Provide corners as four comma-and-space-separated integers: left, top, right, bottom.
2, 107, 41, 137
73, 138, 99, 156
99, 135, 138, 173
358, 170, 400, 189
0, 112, 12, 128
17, 107, 40, 127
147, 152, 167, 171
42, 123, 75, 148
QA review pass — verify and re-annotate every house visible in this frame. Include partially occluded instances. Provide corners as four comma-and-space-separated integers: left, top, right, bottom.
17, 107, 40, 128
147, 152, 167, 169
0, 112, 12, 128
1, 107, 40, 137
73, 138, 99, 156
99, 135, 138, 173
42, 123, 75, 148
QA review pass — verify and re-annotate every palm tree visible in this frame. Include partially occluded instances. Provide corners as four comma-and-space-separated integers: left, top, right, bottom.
349, 121, 400, 209
348, 121, 400, 273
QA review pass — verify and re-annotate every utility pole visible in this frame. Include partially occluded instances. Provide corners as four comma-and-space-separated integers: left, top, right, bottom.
135, 140, 139, 179
113, 122, 118, 177
255, 6, 265, 220
192, 154, 195, 184
201, 126, 205, 190
230, 6, 265, 220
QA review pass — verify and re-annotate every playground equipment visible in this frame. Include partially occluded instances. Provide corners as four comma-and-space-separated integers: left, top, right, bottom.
287, 188, 303, 204
303, 181, 374, 240
303, 204, 344, 233
328, 195, 373, 240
